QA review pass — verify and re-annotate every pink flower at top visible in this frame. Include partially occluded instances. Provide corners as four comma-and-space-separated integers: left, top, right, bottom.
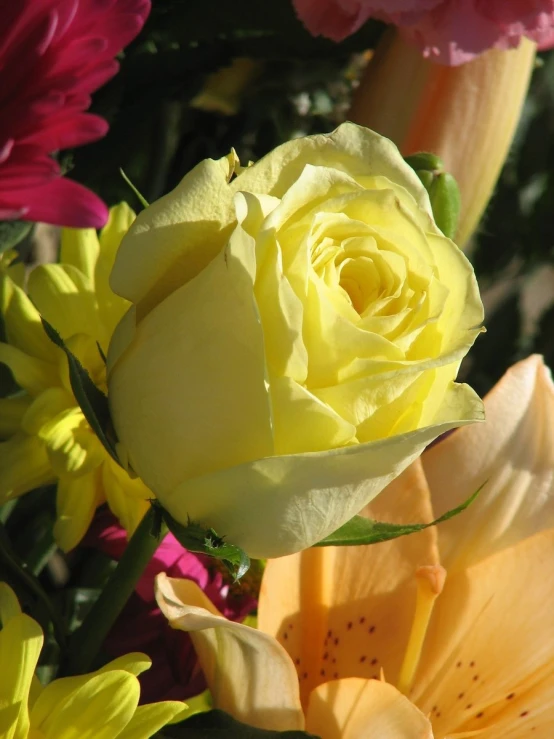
0, 0, 150, 228
85, 510, 257, 703
293, 0, 554, 65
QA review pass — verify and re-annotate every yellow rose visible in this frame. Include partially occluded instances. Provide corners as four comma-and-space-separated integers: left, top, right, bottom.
107, 123, 484, 559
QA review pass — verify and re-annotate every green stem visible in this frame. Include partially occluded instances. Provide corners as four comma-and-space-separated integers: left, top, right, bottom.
67, 506, 166, 674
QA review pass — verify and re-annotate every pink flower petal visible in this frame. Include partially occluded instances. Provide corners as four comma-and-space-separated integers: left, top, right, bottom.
293, 0, 554, 64
0, 176, 108, 228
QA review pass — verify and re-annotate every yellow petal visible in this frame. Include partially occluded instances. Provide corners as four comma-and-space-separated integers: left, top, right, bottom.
110, 155, 236, 318
30, 670, 139, 739
0, 342, 59, 395
101, 460, 150, 538
252, 211, 308, 384
0, 611, 43, 739
95, 204, 135, 342
108, 232, 274, 504
21, 388, 74, 436
29, 652, 151, 734
232, 122, 432, 218
258, 461, 439, 707
156, 382, 481, 558
0, 396, 32, 439
27, 264, 101, 342
97, 654, 152, 677
0, 705, 22, 739
118, 702, 189, 739
60, 227, 100, 285
270, 375, 357, 454
155, 573, 305, 731
423, 355, 554, 572
39, 408, 104, 478
53, 470, 104, 552
305, 678, 433, 739
412, 528, 554, 737
0, 272, 58, 362
0, 582, 22, 622
0, 434, 54, 502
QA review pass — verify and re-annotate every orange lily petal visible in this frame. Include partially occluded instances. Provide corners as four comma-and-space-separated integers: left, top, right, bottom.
412, 528, 554, 737
259, 460, 439, 707
306, 678, 433, 739
423, 355, 554, 572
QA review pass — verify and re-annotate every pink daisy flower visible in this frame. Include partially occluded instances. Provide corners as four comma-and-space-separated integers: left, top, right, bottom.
0, 0, 150, 227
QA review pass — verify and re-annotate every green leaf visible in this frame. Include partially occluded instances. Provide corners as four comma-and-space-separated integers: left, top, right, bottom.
160, 710, 320, 739
153, 503, 250, 582
315, 485, 483, 547
40, 318, 119, 464
0, 220, 32, 254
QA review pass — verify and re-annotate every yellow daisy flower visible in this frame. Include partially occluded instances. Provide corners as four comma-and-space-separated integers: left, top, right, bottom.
0, 204, 150, 551
0, 582, 186, 738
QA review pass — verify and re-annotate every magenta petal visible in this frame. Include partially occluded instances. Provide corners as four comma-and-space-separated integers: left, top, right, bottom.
25, 113, 109, 150
5, 176, 109, 228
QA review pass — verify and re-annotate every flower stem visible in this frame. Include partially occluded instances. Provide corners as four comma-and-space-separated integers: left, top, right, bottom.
66, 506, 166, 675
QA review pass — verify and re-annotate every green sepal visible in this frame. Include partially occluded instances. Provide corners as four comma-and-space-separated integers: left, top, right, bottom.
160, 710, 320, 738
152, 502, 251, 582
315, 484, 483, 547
0, 220, 32, 254
40, 318, 119, 464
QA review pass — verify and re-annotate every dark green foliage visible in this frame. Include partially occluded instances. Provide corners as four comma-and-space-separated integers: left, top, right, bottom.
160, 709, 320, 738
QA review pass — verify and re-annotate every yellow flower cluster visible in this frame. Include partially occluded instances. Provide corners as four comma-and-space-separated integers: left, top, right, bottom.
0, 205, 150, 551
0, 583, 186, 738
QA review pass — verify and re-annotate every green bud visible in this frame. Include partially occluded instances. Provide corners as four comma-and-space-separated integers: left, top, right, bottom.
404, 151, 461, 240
427, 172, 461, 241
415, 169, 434, 190
404, 152, 444, 173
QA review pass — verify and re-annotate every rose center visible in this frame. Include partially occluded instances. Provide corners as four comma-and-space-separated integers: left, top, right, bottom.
338, 256, 381, 314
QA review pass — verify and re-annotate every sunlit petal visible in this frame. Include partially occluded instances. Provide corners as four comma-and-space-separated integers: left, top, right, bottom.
423, 355, 554, 571
259, 461, 439, 706
155, 573, 304, 731
306, 678, 433, 739
413, 529, 554, 737
54, 470, 104, 552
0, 434, 54, 502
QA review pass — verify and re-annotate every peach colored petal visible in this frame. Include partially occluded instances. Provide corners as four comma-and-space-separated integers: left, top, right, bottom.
155, 574, 304, 732
306, 678, 434, 738
259, 461, 439, 707
423, 355, 554, 572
